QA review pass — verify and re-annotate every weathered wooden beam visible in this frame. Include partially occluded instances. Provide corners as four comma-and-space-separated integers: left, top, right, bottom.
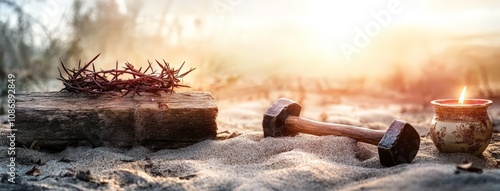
15, 91, 218, 151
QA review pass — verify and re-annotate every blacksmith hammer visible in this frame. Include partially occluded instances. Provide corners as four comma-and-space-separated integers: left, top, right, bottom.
262, 98, 420, 167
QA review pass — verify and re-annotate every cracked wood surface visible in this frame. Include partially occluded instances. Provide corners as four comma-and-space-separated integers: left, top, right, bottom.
15, 91, 218, 151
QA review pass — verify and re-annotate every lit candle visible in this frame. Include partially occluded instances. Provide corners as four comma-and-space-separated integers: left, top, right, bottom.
458, 86, 466, 105
429, 86, 493, 155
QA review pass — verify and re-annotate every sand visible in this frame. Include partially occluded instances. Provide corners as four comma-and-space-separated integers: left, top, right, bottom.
1, 96, 500, 190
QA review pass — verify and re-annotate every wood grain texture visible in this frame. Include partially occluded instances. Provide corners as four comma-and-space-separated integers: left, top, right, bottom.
15, 91, 218, 151
286, 116, 385, 145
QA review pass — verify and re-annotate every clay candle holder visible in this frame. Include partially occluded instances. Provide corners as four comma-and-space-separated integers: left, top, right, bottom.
429, 87, 493, 155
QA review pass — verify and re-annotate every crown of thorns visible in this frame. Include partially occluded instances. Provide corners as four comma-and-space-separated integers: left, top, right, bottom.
58, 54, 195, 97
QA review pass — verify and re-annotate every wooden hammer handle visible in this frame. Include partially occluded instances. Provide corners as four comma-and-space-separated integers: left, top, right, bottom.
286, 116, 386, 145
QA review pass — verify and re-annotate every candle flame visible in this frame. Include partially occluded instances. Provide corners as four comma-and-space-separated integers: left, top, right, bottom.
458, 86, 466, 104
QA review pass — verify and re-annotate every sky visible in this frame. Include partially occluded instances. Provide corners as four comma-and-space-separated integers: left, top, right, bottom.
4, 0, 500, 79
13, 0, 500, 41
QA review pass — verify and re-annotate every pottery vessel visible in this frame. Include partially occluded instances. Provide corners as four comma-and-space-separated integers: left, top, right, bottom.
429, 99, 492, 155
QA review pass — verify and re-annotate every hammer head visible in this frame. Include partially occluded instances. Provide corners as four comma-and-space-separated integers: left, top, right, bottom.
263, 98, 302, 137
378, 120, 420, 167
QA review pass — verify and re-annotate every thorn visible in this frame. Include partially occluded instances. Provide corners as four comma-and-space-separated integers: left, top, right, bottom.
177, 61, 185, 75
74, 53, 100, 78
57, 67, 65, 81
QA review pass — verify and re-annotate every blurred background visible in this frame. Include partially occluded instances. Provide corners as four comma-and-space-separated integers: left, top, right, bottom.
1, 0, 500, 114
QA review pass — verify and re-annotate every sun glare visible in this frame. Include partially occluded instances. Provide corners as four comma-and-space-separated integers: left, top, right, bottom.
115, 0, 127, 14
304, 1, 382, 44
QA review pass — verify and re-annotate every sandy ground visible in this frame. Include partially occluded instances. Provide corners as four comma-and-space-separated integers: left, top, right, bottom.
1, 93, 500, 190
